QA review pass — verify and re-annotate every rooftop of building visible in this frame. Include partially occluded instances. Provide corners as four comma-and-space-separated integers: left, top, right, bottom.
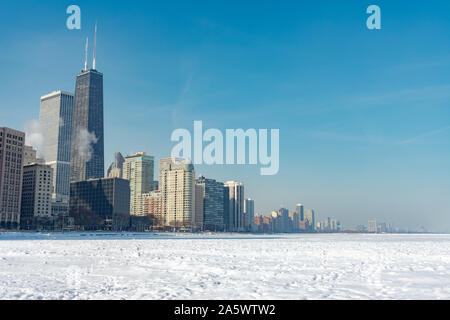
40, 90, 74, 100
125, 152, 154, 159
77, 68, 103, 77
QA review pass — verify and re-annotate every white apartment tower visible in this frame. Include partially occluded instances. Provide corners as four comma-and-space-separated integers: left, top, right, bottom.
368, 219, 377, 233
123, 152, 154, 216
159, 158, 195, 229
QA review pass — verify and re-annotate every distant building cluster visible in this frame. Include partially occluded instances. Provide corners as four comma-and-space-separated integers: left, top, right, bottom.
354, 220, 395, 234
0, 30, 344, 233
253, 205, 340, 233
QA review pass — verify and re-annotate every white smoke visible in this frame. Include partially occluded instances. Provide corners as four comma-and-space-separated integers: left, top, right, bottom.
24, 120, 45, 160
75, 128, 98, 162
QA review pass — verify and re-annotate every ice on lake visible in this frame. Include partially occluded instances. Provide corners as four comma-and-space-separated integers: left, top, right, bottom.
0, 232, 449, 300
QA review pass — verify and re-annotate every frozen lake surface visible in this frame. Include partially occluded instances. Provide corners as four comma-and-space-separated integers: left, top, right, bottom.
0, 232, 449, 300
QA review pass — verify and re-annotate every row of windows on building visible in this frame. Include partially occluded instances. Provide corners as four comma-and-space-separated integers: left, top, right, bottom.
0, 132, 24, 141
0, 144, 23, 152
0, 138, 23, 146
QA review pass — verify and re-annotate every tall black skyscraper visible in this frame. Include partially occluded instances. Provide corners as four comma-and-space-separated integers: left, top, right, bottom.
70, 26, 104, 182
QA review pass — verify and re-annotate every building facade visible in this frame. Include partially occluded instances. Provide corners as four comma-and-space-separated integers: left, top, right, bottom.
194, 184, 204, 231
159, 158, 195, 229
296, 204, 304, 222
142, 190, 162, 226
224, 181, 244, 232
196, 176, 225, 231
0, 127, 25, 229
368, 219, 377, 233
223, 187, 230, 231
122, 152, 154, 216
244, 198, 255, 232
278, 208, 290, 233
304, 209, 316, 230
69, 177, 130, 231
70, 69, 104, 182
20, 163, 53, 229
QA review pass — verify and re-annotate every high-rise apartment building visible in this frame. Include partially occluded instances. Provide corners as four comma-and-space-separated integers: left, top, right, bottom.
290, 211, 300, 231
20, 163, 53, 229
196, 176, 225, 231
159, 158, 195, 229
223, 187, 230, 231
224, 181, 244, 232
244, 198, 255, 232
122, 152, 154, 216
70, 48, 104, 182
69, 177, 130, 231
305, 209, 315, 230
0, 127, 25, 229
194, 184, 204, 231
278, 208, 290, 233
40, 91, 74, 204
296, 204, 304, 221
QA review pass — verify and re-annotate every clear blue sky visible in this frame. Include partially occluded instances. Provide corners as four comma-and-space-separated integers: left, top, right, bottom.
1, 1, 449, 231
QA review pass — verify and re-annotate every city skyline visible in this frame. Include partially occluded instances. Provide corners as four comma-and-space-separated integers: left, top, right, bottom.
0, 1, 449, 231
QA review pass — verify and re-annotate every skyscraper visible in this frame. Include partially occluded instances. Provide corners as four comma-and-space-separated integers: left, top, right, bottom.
194, 184, 204, 231
122, 152, 154, 216
159, 158, 195, 229
40, 91, 74, 204
70, 29, 104, 182
244, 198, 255, 232
224, 181, 244, 232
278, 208, 290, 233
223, 186, 230, 231
107, 152, 125, 178
304, 209, 315, 230
196, 176, 225, 231
0, 127, 25, 229
291, 210, 300, 232
296, 204, 304, 221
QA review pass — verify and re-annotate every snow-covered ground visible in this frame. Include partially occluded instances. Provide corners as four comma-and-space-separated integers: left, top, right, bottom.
0, 232, 449, 300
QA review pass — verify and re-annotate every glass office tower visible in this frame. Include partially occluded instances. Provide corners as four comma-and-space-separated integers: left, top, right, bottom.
40, 91, 74, 203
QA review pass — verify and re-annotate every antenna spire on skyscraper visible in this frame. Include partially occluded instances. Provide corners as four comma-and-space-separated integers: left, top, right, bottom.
93, 23, 97, 70
84, 37, 89, 71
